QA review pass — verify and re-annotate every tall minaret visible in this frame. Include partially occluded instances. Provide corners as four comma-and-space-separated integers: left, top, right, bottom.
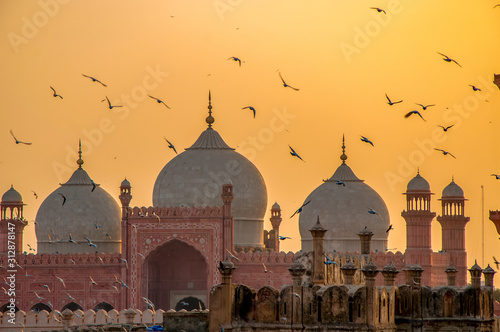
437, 178, 469, 286
0, 186, 27, 255
402, 171, 436, 285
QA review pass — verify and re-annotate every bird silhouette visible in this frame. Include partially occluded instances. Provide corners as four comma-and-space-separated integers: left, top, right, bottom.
103, 96, 123, 109
386, 224, 394, 233
336, 180, 346, 187
50, 86, 63, 99
278, 236, 291, 240
33, 291, 44, 300
85, 237, 97, 248
119, 279, 129, 288
360, 136, 374, 146
106, 233, 111, 239
368, 208, 379, 215
491, 174, 500, 180
469, 85, 481, 91
54, 275, 66, 288
31, 190, 38, 199
164, 137, 178, 154
437, 52, 461, 67
493, 257, 499, 269
120, 258, 128, 269
289, 145, 304, 161
82, 74, 107, 86
242, 106, 256, 118
138, 253, 145, 259
404, 110, 426, 122
90, 179, 97, 192
290, 200, 311, 218
142, 297, 156, 310
438, 124, 454, 132
279, 72, 299, 91
415, 103, 435, 110
58, 193, 67, 205
262, 262, 269, 273
94, 223, 102, 229
370, 7, 386, 14
434, 148, 456, 158
227, 57, 243, 66
148, 95, 171, 108
10, 130, 32, 145
292, 292, 301, 300
385, 93, 402, 105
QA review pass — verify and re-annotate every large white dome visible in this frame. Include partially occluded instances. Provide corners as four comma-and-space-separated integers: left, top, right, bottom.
153, 127, 267, 249
299, 158, 389, 253
35, 167, 121, 254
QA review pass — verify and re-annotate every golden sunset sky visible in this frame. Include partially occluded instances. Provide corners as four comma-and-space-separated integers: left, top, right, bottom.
1, 1, 499, 284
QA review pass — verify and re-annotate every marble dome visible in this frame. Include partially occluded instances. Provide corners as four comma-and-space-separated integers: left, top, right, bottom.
152, 108, 267, 249
1, 185, 23, 203
299, 147, 389, 253
442, 179, 464, 197
407, 172, 430, 192
35, 161, 121, 254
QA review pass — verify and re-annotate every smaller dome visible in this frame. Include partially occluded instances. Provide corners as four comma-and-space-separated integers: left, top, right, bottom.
382, 260, 399, 273
2, 185, 23, 203
483, 264, 496, 275
272, 202, 280, 210
442, 179, 464, 197
469, 260, 482, 272
407, 173, 430, 191
121, 178, 131, 187
361, 259, 378, 273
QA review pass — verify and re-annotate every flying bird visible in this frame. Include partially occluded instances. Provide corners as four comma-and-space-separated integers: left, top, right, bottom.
278, 236, 291, 240
385, 93, 402, 105
437, 52, 461, 67
324, 254, 339, 266
368, 208, 379, 215
50, 86, 63, 99
370, 7, 386, 14
434, 148, 456, 158
119, 279, 129, 288
415, 103, 435, 110
68, 232, 77, 244
85, 237, 97, 248
493, 256, 499, 270
10, 130, 32, 145
33, 291, 44, 300
290, 200, 311, 218
120, 258, 128, 269
94, 223, 102, 230
106, 233, 111, 239
278, 72, 299, 91
336, 180, 346, 187
89, 275, 98, 285
103, 96, 123, 109
90, 179, 96, 192
82, 74, 107, 87
138, 253, 145, 259
54, 275, 66, 288
58, 193, 66, 205
164, 137, 178, 154
469, 85, 481, 91
31, 190, 38, 199
360, 136, 374, 146
148, 95, 171, 108
40, 284, 51, 293
262, 262, 269, 273
437, 124, 454, 132
227, 57, 243, 66
288, 145, 304, 161
404, 110, 426, 122
225, 249, 240, 261
242, 106, 256, 118
292, 292, 301, 300
491, 174, 500, 180
386, 224, 394, 233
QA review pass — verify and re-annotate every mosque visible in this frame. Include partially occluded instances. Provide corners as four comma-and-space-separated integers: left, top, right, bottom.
0, 97, 472, 315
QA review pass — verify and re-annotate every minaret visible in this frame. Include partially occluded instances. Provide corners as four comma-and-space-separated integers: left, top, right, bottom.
309, 216, 327, 285
119, 178, 132, 257
269, 202, 282, 251
402, 171, 436, 286
221, 183, 234, 252
437, 178, 469, 286
0, 186, 27, 254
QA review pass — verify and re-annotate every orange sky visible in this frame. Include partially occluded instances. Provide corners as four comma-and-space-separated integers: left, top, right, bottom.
1, 1, 500, 284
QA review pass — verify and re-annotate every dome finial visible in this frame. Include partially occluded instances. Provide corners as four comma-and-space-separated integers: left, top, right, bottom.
77, 139, 84, 169
206, 90, 214, 129
417, 167, 420, 175
340, 134, 347, 164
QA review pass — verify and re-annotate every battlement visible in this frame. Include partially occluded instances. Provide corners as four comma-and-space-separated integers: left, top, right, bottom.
128, 205, 223, 218
0, 252, 122, 267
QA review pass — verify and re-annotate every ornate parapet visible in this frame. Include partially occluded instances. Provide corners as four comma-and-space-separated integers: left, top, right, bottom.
128, 205, 223, 219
